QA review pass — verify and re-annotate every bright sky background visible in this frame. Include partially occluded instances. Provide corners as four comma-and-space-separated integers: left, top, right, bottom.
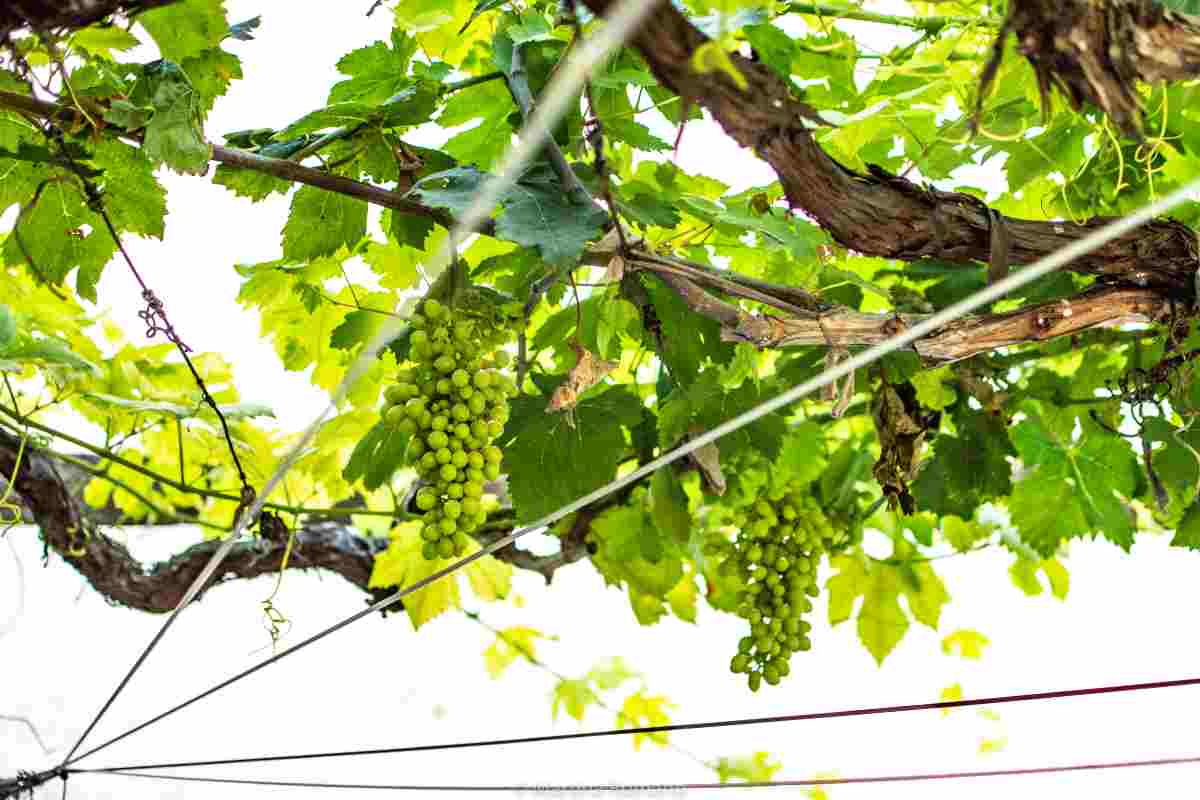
3, 1, 1200, 798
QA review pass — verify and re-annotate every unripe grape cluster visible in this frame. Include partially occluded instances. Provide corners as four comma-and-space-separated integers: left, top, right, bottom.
381, 299, 518, 561
719, 485, 847, 691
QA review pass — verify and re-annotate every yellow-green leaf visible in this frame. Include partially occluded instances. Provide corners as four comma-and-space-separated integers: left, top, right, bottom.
482, 626, 545, 679
941, 629, 990, 660
616, 692, 675, 750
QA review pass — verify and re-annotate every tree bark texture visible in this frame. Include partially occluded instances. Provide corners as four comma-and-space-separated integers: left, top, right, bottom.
0, 0, 175, 41
581, 0, 1199, 294
1003, 0, 1200, 137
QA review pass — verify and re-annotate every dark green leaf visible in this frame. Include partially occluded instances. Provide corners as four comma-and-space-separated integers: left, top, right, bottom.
343, 420, 410, 490
501, 387, 644, 523
0, 305, 15, 353
138, 0, 227, 62
913, 409, 1014, 517
651, 468, 691, 546
281, 185, 367, 261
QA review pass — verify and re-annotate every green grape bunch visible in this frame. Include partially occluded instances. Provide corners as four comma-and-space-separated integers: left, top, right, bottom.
717, 484, 849, 691
381, 299, 518, 561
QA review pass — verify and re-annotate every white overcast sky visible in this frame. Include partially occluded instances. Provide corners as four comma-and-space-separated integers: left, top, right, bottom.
3, 1, 1200, 799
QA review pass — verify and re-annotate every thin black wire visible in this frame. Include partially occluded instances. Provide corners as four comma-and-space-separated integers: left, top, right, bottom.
82, 755, 1200, 791
77, 677, 1200, 773
63, 541, 502, 767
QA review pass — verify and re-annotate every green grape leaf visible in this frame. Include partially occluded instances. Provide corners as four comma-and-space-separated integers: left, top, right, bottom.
283, 85, 439, 138
482, 626, 545, 678
368, 522, 460, 629
552, 678, 599, 721
773, 422, 826, 487
650, 468, 691, 546
1009, 410, 1137, 554
942, 629, 990, 659
857, 566, 909, 665
617, 692, 674, 750
587, 657, 640, 690
492, 173, 607, 266
138, 0, 228, 62
0, 305, 14, 353
72, 26, 141, 58
281, 185, 367, 261
501, 386, 643, 523
1, 338, 98, 373
1, 181, 115, 301
406, 165, 607, 265
343, 419, 409, 490
465, 551, 512, 601
912, 408, 1013, 517
1171, 499, 1200, 549
665, 573, 698, 622
82, 393, 273, 421
909, 366, 955, 411
181, 47, 244, 115
658, 370, 786, 461
212, 163, 290, 200
826, 553, 869, 625
127, 61, 212, 175
640, 275, 734, 385
1009, 557, 1070, 599
92, 140, 167, 239
900, 561, 949, 629
330, 30, 419, 105
329, 309, 384, 351
602, 119, 671, 152
461, 0, 510, 33
712, 752, 782, 784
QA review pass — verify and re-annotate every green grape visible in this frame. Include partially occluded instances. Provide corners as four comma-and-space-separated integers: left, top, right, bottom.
422, 541, 438, 560
722, 480, 846, 691
379, 295, 516, 562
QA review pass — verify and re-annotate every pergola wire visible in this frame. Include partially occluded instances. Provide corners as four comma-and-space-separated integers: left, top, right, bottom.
84, 755, 1200, 791
58, 0, 661, 769
64, 170, 1200, 769
76, 676, 1200, 773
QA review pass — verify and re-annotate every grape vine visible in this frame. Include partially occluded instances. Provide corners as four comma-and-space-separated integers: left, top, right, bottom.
383, 298, 518, 560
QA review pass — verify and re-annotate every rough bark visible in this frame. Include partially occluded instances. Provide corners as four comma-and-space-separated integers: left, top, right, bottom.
1001, 0, 1200, 138
581, 0, 1199, 294
0, 429, 593, 611
0, 0, 175, 41
653, 270, 1169, 362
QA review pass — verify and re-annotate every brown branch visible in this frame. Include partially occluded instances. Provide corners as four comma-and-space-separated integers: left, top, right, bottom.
997, 0, 1200, 138
0, 90, 493, 235
0, 429, 593, 611
647, 272, 1169, 364
0, 0, 176, 40
578, 0, 1199, 293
